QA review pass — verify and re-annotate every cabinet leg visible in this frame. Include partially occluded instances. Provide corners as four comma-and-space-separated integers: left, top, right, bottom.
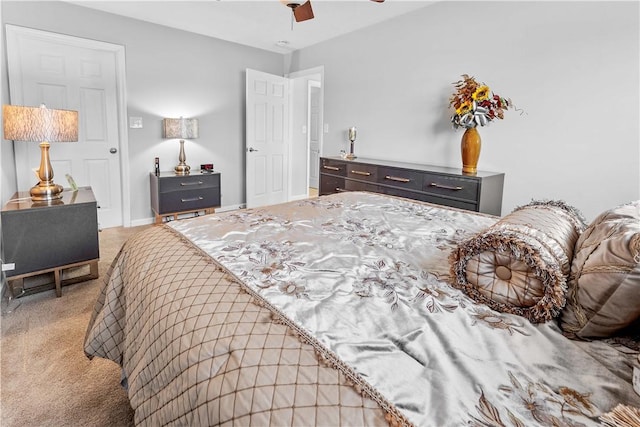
6, 278, 23, 299
89, 261, 99, 279
54, 269, 62, 298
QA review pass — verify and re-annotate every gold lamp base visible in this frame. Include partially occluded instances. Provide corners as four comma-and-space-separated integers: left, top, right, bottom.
174, 164, 191, 175
30, 140, 64, 201
174, 139, 191, 175
30, 182, 64, 202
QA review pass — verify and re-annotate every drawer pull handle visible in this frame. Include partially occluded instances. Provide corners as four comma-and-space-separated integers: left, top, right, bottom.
350, 170, 371, 176
181, 196, 204, 202
430, 182, 463, 191
180, 181, 204, 186
323, 166, 340, 171
385, 175, 411, 183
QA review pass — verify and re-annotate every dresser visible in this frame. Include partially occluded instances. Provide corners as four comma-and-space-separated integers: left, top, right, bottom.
150, 172, 221, 224
319, 157, 504, 215
1, 186, 100, 298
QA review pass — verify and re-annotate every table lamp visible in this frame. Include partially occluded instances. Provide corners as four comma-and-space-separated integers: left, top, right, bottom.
3, 104, 78, 201
162, 117, 199, 175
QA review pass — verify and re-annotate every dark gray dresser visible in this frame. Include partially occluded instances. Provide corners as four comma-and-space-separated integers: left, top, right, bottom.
1, 186, 99, 297
150, 171, 221, 224
319, 156, 504, 215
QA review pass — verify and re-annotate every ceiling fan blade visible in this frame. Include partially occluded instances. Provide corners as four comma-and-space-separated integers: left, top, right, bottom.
293, 0, 314, 22
370, 0, 385, 2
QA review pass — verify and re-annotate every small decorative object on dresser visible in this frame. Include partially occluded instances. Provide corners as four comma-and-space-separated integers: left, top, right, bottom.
150, 171, 221, 224
1, 186, 99, 298
449, 74, 515, 174
346, 126, 357, 160
319, 156, 504, 215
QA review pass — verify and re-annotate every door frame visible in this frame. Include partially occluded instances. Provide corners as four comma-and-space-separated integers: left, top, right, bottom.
5, 24, 131, 227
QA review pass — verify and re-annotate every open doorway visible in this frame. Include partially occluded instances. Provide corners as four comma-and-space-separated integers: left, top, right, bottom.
287, 67, 324, 201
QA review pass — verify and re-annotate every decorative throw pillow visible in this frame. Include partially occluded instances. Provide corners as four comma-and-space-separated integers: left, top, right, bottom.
450, 200, 586, 323
559, 200, 640, 338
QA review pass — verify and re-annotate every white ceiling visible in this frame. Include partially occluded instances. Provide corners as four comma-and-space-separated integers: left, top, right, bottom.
65, 0, 436, 53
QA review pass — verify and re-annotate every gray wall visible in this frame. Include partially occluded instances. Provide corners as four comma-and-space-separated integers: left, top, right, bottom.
289, 1, 640, 221
2, 1, 639, 223
1, 0, 283, 225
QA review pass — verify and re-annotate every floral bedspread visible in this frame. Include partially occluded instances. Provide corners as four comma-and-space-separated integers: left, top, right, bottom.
169, 192, 640, 427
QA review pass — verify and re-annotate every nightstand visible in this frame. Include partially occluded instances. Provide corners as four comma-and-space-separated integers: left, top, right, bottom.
1, 187, 100, 298
150, 172, 221, 224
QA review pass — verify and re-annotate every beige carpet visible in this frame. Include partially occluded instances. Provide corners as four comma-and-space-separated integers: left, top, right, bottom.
1, 225, 150, 427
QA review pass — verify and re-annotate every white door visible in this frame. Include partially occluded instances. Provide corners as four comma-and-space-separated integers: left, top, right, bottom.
308, 82, 321, 189
6, 25, 127, 228
245, 69, 289, 208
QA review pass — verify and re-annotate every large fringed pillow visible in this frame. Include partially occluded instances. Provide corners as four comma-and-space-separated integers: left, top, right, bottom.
559, 200, 640, 338
450, 200, 586, 323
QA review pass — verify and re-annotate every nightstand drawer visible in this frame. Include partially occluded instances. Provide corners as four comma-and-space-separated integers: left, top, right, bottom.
422, 174, 479, 202
158, 173, 219, 193
158, 188, 220, 214
378, 167, 422, 191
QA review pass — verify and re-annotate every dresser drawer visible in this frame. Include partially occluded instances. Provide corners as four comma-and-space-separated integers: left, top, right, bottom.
346, 163, 378, 182
421, 194, 478, 211
422, 174, 479, 202
158, 188, 220, 214
320, 174, 345, 195
344, 180, 378, 192
378, 167, 422, 191
159, 173, 219, 193
320, 158, 347, 176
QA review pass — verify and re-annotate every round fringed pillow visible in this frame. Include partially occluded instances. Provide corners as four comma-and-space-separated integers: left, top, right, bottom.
449, 201, 586, 323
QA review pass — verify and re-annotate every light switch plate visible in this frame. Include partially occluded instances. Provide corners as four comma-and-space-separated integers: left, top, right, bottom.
129, 116, 143, 128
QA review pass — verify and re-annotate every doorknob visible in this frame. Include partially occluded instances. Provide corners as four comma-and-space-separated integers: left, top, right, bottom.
247, 147, 259, 152
109, 147, 118, 154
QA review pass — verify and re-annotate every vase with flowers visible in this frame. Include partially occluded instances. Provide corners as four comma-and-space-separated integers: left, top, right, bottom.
449, 74, 513, 174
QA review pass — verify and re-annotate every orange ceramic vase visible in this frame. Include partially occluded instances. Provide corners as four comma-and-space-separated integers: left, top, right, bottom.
461, 127, 481, 174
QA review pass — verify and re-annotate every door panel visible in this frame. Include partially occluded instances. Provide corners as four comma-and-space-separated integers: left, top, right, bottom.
6, 25, 124, 228
245, 69, 289, 208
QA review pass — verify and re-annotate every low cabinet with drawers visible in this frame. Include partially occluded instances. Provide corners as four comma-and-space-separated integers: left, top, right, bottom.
319, 157, 504, 216
150, 172, 221, 223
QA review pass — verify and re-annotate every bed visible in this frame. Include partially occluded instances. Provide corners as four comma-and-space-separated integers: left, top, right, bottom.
84, 191, 640, 426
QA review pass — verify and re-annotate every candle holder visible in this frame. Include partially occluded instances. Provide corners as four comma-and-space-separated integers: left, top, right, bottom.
346, 126, 357, 160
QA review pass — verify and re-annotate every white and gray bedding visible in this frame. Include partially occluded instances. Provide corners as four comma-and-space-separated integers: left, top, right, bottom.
85, 191, 640, 426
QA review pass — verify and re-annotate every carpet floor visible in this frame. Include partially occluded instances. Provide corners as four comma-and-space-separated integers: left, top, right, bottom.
1, 225, 150, 427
